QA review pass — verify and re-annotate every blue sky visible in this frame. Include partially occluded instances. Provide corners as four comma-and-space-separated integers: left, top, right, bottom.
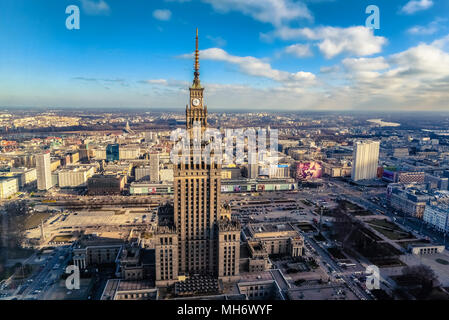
0, 0, 448, 111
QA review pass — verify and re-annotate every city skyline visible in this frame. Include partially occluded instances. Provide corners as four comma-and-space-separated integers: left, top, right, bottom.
1, 0, 449, 111
2, 0, 449, 307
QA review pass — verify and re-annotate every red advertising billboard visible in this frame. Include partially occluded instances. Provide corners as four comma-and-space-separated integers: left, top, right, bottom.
295, 162, 322, 180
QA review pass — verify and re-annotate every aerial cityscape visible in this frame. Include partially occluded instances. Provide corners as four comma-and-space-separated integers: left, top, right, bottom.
1, 0, 449, 309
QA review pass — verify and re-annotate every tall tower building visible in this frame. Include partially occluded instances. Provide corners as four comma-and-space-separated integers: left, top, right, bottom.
155, 30, 240, 287
248, 153, 258, 179
106, 144, 119, 162
79, 141, 90, 163
149, 152, 160, 182
351, 140, 380, 181
36, 152, 52, 190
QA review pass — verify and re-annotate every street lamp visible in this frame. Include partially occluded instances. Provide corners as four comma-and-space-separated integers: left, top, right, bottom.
319, 205, 323, 234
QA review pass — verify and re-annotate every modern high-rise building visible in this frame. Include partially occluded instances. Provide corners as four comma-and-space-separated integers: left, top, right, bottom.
155, 30, 240, 287
149, 152, 160, 182
36, 152, 52, 190
248, 152, 258, 179
79, 142, 90, 163
106, 144, 120, 162
351, 140, 380, 181
135, 166, 151, 181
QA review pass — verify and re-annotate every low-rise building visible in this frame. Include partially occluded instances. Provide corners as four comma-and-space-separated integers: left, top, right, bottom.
58, 165, 96, 188
221, 178, 297, 193
129, 182, 172, 195
0, 177, 19, 199
245, 223, 304, 257
87, 174, 125, 195
387, 183, 430, 218
409, 244, 445, 255
101, 279, 158, 300
119, 146, 141, 160
423, 204, 449, 232
237, 270, 287, 300
10, 167, 37, 187
246, 241, 270, 273
426, 174, 449, 191
72, 236, 124, 270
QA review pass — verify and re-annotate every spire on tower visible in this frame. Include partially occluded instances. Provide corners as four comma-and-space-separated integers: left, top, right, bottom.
193, 28, 201, 88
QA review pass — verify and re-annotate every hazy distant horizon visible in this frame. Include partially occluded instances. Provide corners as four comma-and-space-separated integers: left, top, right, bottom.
2, 105, 449, 115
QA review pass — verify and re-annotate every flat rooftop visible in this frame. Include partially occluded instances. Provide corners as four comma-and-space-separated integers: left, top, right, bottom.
101, 279, 156, 300
248, 222, 295, 234
238, 270, 274, 283
117, 280, 156, 292
50, 209, 155, 228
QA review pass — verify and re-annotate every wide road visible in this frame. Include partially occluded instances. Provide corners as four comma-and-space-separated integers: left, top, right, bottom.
304, 234, 372, 300
331, 180, 449, 249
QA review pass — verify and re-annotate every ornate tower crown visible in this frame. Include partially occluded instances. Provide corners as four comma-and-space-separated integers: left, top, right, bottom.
187, 28, 207, 130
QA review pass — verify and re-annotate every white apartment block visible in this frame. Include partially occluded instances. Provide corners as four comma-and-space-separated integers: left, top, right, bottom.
351, 140, 380, 181
36, 153, 52, 190
119, 147, 141, 160
0, 177, 19, 199
58, 166, 95, 188
268, 165, 289, 179
149, 153, 159, 182
423, 204, 449, 232
10, 167, 37, 187
94, 148, 107, 160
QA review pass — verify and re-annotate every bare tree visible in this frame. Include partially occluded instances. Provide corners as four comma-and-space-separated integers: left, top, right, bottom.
1, 200, 29, 249
401, 264, 439, 299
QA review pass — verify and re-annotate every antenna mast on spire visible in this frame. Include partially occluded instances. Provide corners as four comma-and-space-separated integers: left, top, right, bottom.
193, 28, 201, 87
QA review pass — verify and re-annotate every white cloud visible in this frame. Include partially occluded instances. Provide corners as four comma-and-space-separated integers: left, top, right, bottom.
264, 26, 387, 59
136, 36, 449, 111
342, 57, 390, 81
141, 79, 188, 88
408, 24, 438, 35
153, 9, 172, 21
320, 65, 340, 74
332, 35, 449, 109
202, 0, 312, 27
400, 0, 433, 14
186, 47, 316, 84
343, 57, 389, 72
285, 44, 313, 58
389, 43, 449, 79
73, 77, 127, 86
407, 18, 444, 35
80, 0, 110, 15
432, 34, 449, 50
144, 79, 168, 85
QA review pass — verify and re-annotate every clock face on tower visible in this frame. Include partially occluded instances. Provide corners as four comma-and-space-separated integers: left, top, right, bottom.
192, 98, 200, 107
